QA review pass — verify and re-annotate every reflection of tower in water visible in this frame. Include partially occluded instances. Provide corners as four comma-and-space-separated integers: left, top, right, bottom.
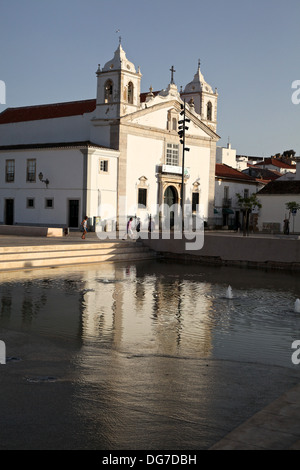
80, 265, 125, 348
152, 276, 213, 357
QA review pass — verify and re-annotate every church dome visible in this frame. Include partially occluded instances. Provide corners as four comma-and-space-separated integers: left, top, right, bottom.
102, 44, 136, 73
184, 62, 213, 94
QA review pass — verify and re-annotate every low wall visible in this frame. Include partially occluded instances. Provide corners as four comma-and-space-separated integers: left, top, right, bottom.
0, 225, 63, 237
142, 232, 300, 270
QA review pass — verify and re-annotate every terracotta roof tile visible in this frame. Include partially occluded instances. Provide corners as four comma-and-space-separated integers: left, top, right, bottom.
140, 90, 160, 103
254, 158, 296, 170
215, 164, 256, 181
0, 99, 96, 124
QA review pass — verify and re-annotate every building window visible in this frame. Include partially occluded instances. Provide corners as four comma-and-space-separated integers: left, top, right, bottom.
244, 189, 249, 199
26, 159, 36, 182
192, 192, 200, 212
99, 160, 109, 173
166, 143, 179, 166
224, 186, 229, 199
5, 159, 15, 182
172, 118, 177, 131
27, 198, 35, 208
104, 80, 113, 103
207, 101, 212, 121
128, 82, 134, 104
45, 198, 54, 209
138, 188, 147, 208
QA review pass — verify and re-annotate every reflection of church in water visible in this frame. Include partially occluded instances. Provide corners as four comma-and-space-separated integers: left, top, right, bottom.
79, 263, 213, 358
0, 263, 213, 358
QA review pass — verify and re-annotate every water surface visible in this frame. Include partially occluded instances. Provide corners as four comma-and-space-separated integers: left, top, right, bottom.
0, 260, 300, 449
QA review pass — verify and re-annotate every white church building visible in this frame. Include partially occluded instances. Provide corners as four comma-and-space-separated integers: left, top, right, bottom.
0, 43, 219, 233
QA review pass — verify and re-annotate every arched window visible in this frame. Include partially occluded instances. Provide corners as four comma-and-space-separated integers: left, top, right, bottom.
128, 82, 134, 104
104, 80, 113, 103
207, 101, 212, 121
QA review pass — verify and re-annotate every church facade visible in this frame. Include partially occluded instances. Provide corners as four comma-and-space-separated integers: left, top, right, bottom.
0, 44, 219, 233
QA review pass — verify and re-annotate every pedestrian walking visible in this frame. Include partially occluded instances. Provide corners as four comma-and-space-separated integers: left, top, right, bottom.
136, 217, 141, 235
81, 216, 88, 239
123, 217, 134, 239
127, 217, 134, 238
283, 218, 290, 235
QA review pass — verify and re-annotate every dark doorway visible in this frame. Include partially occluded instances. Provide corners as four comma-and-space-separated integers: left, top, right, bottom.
69, 200, 79, 228
164, 186, 178, 228
5, 199, 14, 225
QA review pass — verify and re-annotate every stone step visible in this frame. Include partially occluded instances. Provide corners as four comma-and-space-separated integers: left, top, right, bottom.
0, 241, 156, 271
0, 245, 149, 261
0, 241, 133, 254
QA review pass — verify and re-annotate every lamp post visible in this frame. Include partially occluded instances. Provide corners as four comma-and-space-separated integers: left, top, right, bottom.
178, 100, 190, 228
39, 172, 49, 188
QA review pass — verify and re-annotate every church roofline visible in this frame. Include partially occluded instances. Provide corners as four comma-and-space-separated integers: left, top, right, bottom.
0, 141, 116, 152
122, 99, 220, 140
0, 92, 220, 140
0, 99, 97, 124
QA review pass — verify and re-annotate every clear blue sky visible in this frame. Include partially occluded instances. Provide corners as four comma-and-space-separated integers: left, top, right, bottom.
0, 0, 299, 156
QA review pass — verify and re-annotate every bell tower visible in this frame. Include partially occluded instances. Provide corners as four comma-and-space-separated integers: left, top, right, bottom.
181, 60, 218, 133
95, 41, 142, 120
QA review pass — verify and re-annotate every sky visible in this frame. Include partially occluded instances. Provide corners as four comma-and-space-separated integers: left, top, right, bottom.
0, 0, 299, 157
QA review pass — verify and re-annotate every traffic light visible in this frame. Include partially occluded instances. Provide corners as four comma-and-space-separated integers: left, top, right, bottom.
178, 102, 190, 151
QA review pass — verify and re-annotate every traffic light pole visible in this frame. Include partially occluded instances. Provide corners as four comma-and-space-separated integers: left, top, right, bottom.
178, 100, 190, 228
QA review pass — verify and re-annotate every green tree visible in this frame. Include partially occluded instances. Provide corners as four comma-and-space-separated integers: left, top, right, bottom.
282, 150, 296, 160
236, 193, 262, 236
285, 201, 300, 215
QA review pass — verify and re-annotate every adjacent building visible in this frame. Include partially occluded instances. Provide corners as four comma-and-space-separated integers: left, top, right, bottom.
215, 163, 264, 229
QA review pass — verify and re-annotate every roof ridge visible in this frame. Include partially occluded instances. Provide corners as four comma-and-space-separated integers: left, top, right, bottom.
1, 98, 96, 111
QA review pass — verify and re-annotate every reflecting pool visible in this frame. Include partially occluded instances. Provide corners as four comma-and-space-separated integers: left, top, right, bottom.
0, 260, 300, 450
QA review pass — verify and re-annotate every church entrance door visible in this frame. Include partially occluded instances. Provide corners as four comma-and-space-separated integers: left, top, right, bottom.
164, 185, 178, 229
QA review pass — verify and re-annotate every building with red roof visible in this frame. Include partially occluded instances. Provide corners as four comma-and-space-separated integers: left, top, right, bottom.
254, 157, 296, 174
214, 164, 265, 230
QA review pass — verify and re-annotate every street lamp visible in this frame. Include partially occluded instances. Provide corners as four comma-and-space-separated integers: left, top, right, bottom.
39, 172, 49, 187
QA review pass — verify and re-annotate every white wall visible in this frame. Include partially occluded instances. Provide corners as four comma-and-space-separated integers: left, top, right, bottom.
0, 146, 119, 228
87, 149, 119, 229
0, 148, 84, 226
214, 179, 262, 226
0, 115, 92, 146
125, 134, 211, 226
258, 195, 300, 232
126, 134, 162, 221
216, 144, 237, 168
215, 180, 260, 209
185, 145, 211, 218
